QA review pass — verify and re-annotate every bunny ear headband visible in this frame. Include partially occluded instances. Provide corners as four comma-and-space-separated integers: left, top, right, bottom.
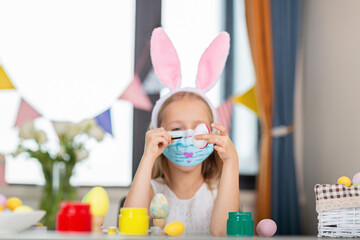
150, 27, 230, 129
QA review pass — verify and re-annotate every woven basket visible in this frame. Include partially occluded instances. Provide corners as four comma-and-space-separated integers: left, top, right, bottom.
318, 207, 360, 237
315, 184, 360, 238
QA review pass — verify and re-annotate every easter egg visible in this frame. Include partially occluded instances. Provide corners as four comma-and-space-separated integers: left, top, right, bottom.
256, 219, 277, 237
6, 197, 22, 211
85, 186, 109, 216
193, 123, 210, 149
150, 193, 169, 219
14, 205, 34, 212
0, 194, 7, 207
353, 172, 360, 179
0, 204, 4, 212
353, 178, 360, 185
164, 221, 185, 236
352, 172, 360, 185
338, 176, 351, 187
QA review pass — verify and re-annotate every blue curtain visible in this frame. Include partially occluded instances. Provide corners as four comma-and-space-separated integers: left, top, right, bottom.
271, 0, 302, 235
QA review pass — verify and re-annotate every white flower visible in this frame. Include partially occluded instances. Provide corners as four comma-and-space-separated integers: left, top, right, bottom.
53, 121, 72, 136
12, 145, 26, 157
53, 121, 83, 140
35, 130, 47, 144
58, 145, 66, 156
88, 124, 105, 141
78, 119, 94, 132
0, 153, 5, 163
75, 149, 89, 162
66, 124, 82, 140
19, 122, 36, 139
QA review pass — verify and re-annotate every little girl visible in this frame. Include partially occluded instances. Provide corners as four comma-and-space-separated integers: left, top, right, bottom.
124, 28, 239, 236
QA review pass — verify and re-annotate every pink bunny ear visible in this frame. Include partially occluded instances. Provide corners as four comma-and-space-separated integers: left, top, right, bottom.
150, 27, 181, 90
196, 32, 230, 92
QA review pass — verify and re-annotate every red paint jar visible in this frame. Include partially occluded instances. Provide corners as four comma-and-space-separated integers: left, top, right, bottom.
56, 202, 91, 232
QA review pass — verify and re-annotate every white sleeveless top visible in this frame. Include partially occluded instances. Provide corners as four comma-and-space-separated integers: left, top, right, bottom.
150, 178, 218, 236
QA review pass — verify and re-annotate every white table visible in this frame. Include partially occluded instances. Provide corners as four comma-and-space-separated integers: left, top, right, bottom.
0, 231, 331, 240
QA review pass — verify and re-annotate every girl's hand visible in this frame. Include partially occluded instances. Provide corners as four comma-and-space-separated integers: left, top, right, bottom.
194, 123, 238, 163
143, 128, 173, 161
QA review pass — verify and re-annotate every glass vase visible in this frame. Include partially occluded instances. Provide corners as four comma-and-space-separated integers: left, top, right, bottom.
39, 161, 76, 230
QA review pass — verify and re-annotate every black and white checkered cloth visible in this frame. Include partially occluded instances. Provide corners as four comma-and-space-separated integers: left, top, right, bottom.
315, 184, 360, 200
314, 184, 360, 212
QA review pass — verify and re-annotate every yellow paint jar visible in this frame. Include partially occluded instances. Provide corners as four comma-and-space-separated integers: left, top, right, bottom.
118, 208, 149, 235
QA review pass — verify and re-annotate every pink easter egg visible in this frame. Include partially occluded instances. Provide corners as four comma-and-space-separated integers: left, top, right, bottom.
353, 172, 360, 184
0, 194, 6, 207
256, 219, 277, 237
353, 172, 360, 179
352, 178, 360, 185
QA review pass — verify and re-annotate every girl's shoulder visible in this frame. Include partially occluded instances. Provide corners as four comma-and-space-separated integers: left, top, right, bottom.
151, 177, 165, 187
150, 177, 167, 194
151, 177, 165, 183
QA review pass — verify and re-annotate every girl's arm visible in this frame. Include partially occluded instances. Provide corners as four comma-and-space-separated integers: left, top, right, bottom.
195, 123, 240, 236
210, 156, 239, 236
123, 154, 155, 212
123, 128, 172, 213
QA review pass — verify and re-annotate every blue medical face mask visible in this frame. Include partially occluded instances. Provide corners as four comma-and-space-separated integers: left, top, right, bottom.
162, 129, 214, 167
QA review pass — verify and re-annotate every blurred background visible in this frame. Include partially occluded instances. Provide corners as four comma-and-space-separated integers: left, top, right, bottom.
0, 0, 359, 235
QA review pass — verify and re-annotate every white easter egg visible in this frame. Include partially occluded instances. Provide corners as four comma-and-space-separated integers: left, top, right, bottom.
193, 123, 210, 149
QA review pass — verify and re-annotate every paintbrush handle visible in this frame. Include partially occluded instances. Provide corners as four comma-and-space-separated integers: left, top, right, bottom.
171, 136, 192, 140
171, 136, 183, 140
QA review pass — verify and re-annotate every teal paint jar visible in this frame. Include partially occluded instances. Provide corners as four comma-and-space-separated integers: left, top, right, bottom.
226, 212, 254, 236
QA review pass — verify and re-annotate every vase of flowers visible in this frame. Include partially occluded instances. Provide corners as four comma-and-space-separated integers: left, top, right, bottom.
12, 119, 105, 229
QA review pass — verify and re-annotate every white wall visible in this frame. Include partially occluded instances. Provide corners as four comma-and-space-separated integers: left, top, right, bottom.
302, 0, 360, 235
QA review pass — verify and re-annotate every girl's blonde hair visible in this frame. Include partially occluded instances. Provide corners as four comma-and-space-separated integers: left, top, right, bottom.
151, 91, 223, 189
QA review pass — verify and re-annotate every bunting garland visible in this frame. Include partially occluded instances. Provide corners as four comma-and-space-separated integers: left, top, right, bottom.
118, 74, 153, 111
14, 98, 42, 127
0, 65, 14, 90
95, 109, 113, 136
214, 86, 259, 132
0, 58, 154, 132
232, 86, 259, 115
1, 51, 257, 134
216, 99, 233, 133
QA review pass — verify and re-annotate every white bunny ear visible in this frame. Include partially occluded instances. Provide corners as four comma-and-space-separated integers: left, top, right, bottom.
196, 32, 230, 92
150, 27, 181, 90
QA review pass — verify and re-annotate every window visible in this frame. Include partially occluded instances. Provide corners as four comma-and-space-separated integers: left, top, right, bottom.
232, 0, 259, 175
1, 0, 258, 187
0, 0, 135, 186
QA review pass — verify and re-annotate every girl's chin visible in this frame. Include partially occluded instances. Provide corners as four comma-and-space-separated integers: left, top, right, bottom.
168, 160, 200, 172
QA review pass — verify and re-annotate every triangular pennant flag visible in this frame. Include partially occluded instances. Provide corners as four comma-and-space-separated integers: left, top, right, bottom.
142, 69, 163, 94
14, 99, 42, 127
0, 154, 6, 186
232, 86, 259, 115
216, 99, 233, 133
119, 74, 153, 111
95, 108, 113, 136
0, 66, 14, 90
